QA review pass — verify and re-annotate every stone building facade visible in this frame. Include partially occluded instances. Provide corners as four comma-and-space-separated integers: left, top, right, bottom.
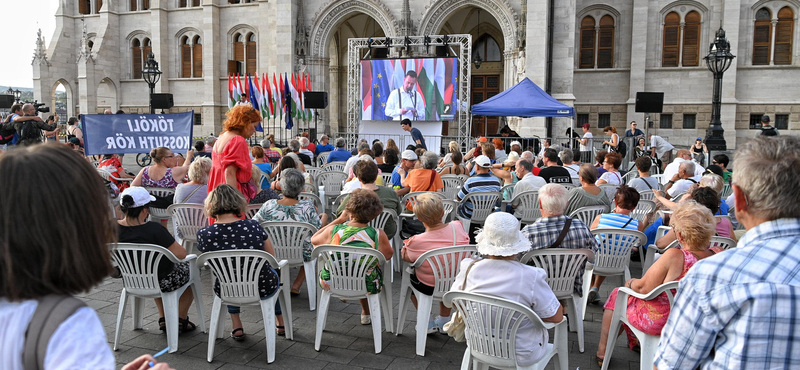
33, 0, 800, 149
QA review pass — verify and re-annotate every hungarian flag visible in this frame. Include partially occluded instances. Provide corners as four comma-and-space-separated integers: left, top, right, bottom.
263, 74, 273, 119
416, 58, 436, 120
272, 73, 281, 120
227, 74, 236, 109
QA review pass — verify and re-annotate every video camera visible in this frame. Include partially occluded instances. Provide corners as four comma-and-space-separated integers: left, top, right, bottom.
33, 101, 50, 113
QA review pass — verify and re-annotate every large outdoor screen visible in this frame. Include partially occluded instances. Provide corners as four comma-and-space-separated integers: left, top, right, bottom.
361, 58, 459, 121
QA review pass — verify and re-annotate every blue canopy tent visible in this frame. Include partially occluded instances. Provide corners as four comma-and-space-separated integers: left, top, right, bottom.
470, 78, 574, 117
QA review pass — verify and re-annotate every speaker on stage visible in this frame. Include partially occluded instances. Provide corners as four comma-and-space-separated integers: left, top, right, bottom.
435, 46, 450, 57
635, 92, 664, 113
150, 93, 174, 110
305, 92, 328, 109
0, 95, 14, 109
371, 48, 389, 59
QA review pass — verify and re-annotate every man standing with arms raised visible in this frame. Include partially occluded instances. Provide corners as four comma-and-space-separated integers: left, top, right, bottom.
385, 70, 426, 121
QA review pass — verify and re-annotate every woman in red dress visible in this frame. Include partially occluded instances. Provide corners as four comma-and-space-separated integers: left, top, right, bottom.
208, 104, 261, 201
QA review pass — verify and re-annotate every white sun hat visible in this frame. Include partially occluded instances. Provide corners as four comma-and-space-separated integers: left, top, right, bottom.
475, 212, 530, 256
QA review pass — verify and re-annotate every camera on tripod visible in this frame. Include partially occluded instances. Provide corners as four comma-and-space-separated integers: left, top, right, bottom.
33, 101, 50, 113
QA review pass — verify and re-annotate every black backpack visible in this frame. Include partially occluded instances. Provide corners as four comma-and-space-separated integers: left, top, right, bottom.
19, 120, 42, 142
617, 139, 627, 157
761, 126, 778, 136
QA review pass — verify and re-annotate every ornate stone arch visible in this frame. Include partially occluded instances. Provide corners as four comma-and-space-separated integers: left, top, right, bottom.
52, 79, 75, 117
176, 27, 203, 40
419, 0, 519, 51
309, 0, 400, 57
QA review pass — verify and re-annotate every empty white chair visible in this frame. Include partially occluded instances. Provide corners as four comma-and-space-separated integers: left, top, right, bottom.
443, 291, 569, 370
316, 152, 330, 167
144, 187, 175, 223
521, 249, 594, 353
601, 281, 679, 370
245, 203, 262, 219
322, 161, 346, 173
110, 243, 206, 353
197, 250, 293, 364
260, 221, 319, 310
456, 191, 502, 233
710, 236, 737, 251
638, 190, 655, 201
396, 245, 479, 356
312, 245, 394, 353
582, 229, 646, 320
168, 203, 208, 255
568, 205, 608, 226
298, 192, 323, 212
631, 200, 656, 224
441, 175, 464, 200
316, 171, 347, 209
512, 190, 541, 225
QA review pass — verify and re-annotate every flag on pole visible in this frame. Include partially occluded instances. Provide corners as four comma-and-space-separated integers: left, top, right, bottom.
248, 74, 264, 132
284, 73, 293, 130
235, 74, 244, 104
288, 73, 300, 120
263, 74, 273, 119
272, 73, 280, 120
227, 74, 235, 109
305, 72, 314, 120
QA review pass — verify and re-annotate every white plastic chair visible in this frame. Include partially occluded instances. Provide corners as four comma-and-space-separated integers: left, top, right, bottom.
302, 182, 318, 195
456, 174, 469, 183
316, 152, 330, 167
145, 187, 175, 223
582, 229, 646, 320
710, 236, 737, 251
720, 183, 733, 199
621, 171, 638, 185
568, 205, 608, 226
321, 161, 346, 173
443, 291, 569, 370
260, 221, 319, 310
501, 183, 516, 201
312, 245, 394, 353
456, 191, 502, 233
598, 184, 619, 201
97, 168, 134, 185
305, 166, 322, 182
110, 243, 206, 353
512, 190, 541, 225
197, 250, 294, 363
246, 203, 262, 219
442, 199, 457, 223
638, 190, 655, 201
316, 171, 347, 209
368, 208, 401, 276
400, 191, 438, 216
601, 281, 679, 370
631, 200, 656, 224
379, 173, 394, 187
298, 192, 323, 213
441, 175, 464, 200
642, 226, 671, 274
167, 203, 208, 255
396, 245, 479, 356
520, 249, 594, 353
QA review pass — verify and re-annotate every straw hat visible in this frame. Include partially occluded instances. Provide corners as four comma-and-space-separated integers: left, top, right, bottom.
504, 151, 520, 166
475, 213, 530, 256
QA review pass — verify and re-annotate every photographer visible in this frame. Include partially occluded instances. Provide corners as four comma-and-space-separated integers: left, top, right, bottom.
3, 103, 56, 146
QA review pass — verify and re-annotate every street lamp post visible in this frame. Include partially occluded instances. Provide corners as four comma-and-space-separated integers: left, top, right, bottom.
703, 27, 735, 151
13, 89, 21, 104
141, 51, 162, 114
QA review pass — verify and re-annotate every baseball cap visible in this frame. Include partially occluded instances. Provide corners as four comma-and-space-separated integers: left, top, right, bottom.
510, 140, 522, 148
474, 155, 492, 168
68, 137, 82, 146
476, 137, 488, 142
120, 186, 156, 208
401, 150, 418, 161
761, 115, 770, 123
696, 137, 703, 141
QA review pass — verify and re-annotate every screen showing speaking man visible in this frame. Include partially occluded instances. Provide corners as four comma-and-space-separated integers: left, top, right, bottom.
385, 71, 425, 121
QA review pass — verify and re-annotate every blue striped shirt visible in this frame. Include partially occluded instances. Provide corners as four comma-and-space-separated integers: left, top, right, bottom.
456, 173, 501, 218
655, 218, 800, 370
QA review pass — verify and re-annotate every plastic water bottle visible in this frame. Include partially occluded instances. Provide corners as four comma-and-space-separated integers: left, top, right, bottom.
318, 186, 326, 213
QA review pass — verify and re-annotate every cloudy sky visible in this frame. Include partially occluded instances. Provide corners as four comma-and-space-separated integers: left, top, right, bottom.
0, 0, 59, 89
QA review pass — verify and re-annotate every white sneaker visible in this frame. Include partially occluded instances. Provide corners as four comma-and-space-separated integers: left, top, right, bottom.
434, 315, 450, 335
426, 319, 439, 334
360, 314, 371, 325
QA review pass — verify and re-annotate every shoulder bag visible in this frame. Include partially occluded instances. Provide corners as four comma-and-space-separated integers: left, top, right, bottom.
443, 259, 479, 342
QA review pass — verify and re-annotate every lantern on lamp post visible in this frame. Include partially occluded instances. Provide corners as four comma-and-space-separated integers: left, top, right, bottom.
703, 27, 735, 151
141, 51, 162, 114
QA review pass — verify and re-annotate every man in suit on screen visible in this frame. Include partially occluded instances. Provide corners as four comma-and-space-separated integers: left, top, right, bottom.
385, 70, 426, 121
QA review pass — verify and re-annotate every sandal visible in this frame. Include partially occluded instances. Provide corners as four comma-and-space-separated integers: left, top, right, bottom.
179, 316, 197, 333
231, 327, 246, 341
596, 355, 604, 368
158, 317, 166, 332
290, 288, 301, 297
276, 325, 285, 337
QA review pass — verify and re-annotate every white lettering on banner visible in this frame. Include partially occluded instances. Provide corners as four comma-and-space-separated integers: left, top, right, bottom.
126, 117, 177, 133
105, 134, 190, 150
138, 136, 148, 148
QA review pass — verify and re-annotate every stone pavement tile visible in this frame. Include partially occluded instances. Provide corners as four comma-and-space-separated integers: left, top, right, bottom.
152, 351, 225, 370
385, 357, 431, 370
245, 353, 329, 369
281, 341, 321, 359
300, 328, 358, 349
346, 336, 389, 353
314, 346, 361, 364
417, 346, 469, 366
323, 363, 364, 370
213, 346, 263, 365
217, 364, 261, 370
380, 341, 418, 359
348, 352, 395, 369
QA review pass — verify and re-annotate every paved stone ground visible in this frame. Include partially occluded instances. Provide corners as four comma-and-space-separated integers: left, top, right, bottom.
92, 156, 644, 370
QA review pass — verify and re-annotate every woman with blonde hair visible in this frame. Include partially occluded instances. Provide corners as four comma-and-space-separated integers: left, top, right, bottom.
208, 104, 261, 201
267, 134, 282, 155
595, 201, 716, 366
386, 138, 400, 154
174, 156, 212, 204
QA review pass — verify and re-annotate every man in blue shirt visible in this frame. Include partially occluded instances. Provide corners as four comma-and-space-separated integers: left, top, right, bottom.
624, 121, 644, 137
391, 149, 418, 197
326, 137, 353, 163
315, 135, 335, 155
401, 119, 426, 150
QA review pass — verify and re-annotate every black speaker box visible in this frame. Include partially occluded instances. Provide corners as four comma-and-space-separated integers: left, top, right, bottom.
635, 92, 664, 113
371, 48, 389, 59
435, 46, 450, 57
150, 93, 174, 110
0, 95, 14, 109
305, 92, 328, 109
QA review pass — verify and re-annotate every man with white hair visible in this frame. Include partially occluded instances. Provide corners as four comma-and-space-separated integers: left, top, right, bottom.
662, 149, 704, 185
289, 139, 312, 165
298, 137, 314, 159
655, 135, 800, 369
522, 183, 598, 294
560, 149, 580, 185
510, 159, 546, 209
665, 160, 699, 198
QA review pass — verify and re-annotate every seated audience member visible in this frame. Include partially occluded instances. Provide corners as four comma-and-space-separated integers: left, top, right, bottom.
117, 187, 197, 333
372, 141, 385, 165
391, 150, 418, 197
628, 156, 660, 192
538, 148, 572, 184
450, 212, 564, 366
493, 138, 508, 163
439, 150, 466, 176
344, 142, 371, 176
98, 153, 135, 191
560, 149, 581, 185
197, 184, 285, 339
132, 146, 193, 189
288, 139, 312, 166
378, 147, 399, 174
299, 137, 314, 160
655, 187, 736, 250
597, 201, 716, 367
523, 183, 598, 295
326, 138, 352, 163
194, 140, 212, 160
271, 154, 305, 185
403, 151, 444, 193
463, 137, 487, 162
712, 153, 731, 183
261, 139, 282, 163
565, 164, 612, 216
251, 146, 273, 188
402, 193, 470, 332
249, 165, 280, 204
456, 155, 501, 220
665, 161, 699, 198
0, 145, 173, 370
596, 152, 623, 185
336, 160, 401, 238
662, 149, 705, 185
311, 189, 394, 325
174, 156, 212, 204
254, 169, 324, 294
510, 159, 547, 209
594, 150, 608, 176
587, 185, 641, 304
437, 141, 460, 169
698, 172, 729, 215
465, 142, 496, 176
315, 135, 334, 156
655, 136, 800, 369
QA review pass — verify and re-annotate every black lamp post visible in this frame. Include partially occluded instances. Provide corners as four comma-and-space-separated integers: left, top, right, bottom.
142, 51, 162, 114
472, 10, 482, 69
703, 27, 735, 151
13, 89, 21, 104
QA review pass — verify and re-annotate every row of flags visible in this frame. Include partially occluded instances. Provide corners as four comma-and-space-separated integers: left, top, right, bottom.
227, 72, 313, 130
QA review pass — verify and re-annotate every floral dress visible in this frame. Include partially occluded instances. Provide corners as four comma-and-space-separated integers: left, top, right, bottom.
142, 167, 180, 188
319, 224, 383, 294
251, 199, 321, 261
98, 157, 130, 191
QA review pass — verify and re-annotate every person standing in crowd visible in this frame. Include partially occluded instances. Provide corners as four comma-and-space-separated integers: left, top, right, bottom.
208, 104, 260, 202
538, 148, 572, 184
602, 126, 620, 153
401, 119, 427, 150
315, 135, 334, 155
649, 134, 674, 171
0, 145, 174, 370
627, 156, 660, 192
2, 103, 57, 146
624, 121, 644, 138
758, 114, 779, 136
193, 140, 212, 160
385, 71, 426, 121
326, 137, 352, 163
43, 114, 60, 143
656, 136, 800, 369
65, 116, 83, 145
579, 123, 594, 164
391, 149, 418, 196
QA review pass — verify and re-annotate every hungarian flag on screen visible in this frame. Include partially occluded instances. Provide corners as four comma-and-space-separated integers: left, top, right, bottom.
372, 60, 391, 120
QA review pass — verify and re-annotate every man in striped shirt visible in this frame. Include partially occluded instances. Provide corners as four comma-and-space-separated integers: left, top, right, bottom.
456, 155, 501, 219
655, 136, 800, 370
